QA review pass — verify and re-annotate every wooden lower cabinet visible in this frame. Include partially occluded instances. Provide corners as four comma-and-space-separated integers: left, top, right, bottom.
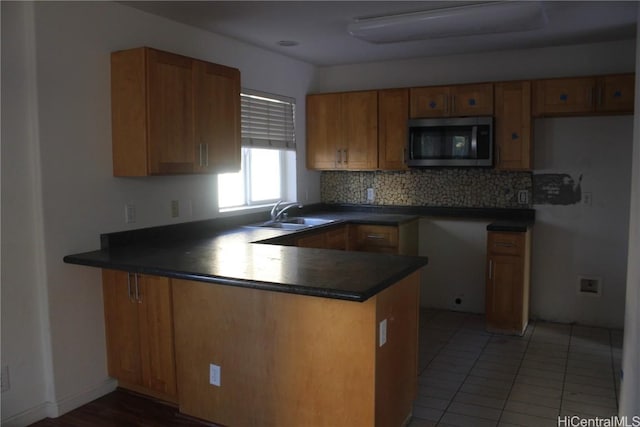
102, 269, 178, 403
172, 272, 420, 427
295, 224, 348, 250
350, 220, 419, 255
485, 231, 531, 335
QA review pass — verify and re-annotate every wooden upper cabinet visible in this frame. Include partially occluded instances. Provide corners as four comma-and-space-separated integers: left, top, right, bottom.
598, 74, 635, 113
193, 60, 241, 174
410, 83, 493, 118
410, 86, 450, 117
342, 91, 378, 170
494, 81, 532, 171
146, 49, 195, 174
533, 74, 634, 116
111, 47, 240, 176
450, 84, 494, 116
378, 89, 409, 170
306, 93, 342, 169
306, 91, 377, 170
532, 77, 596, 116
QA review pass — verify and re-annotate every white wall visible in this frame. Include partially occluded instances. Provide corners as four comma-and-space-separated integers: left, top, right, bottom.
313, 39, 636, 92
531, 117, 633, 328
418, 218, 489, 313
315, 39, 635, 329
1, 3, 54, 424
619, 9, 640, 417
1, 1, 317, 424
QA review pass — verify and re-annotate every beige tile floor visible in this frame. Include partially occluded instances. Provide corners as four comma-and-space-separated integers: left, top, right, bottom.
408, 309, 623, 427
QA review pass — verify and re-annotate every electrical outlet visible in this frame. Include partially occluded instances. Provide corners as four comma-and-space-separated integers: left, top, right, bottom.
367, 188, 375, 203
578, 276, 601, 296
1, 365, 10, 393
124, 204, 136, 224
170, 200, 179, 218
517, 190, 529, 205
209, 363, 221, 387
379, 319, 387, 347
583, 192, 592, 206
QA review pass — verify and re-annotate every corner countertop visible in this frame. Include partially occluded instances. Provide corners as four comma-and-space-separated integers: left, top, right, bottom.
64, 212, 427, 302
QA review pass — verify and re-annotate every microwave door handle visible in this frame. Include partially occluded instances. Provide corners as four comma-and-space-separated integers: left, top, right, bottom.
409, 133, 414, 160
471, 125, 478, 159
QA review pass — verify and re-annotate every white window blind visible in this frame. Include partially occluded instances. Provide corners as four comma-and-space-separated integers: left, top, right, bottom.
241, 90, 296, 151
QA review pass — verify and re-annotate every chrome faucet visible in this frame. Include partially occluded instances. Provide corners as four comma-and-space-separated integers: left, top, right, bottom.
270, 200, 303, 222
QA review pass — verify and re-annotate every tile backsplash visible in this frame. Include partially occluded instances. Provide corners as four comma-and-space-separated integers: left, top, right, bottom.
321, 169, 533, 208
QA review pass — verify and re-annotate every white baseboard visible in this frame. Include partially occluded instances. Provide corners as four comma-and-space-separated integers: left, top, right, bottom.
1, 402, 50, 427
1, 378, 117, 427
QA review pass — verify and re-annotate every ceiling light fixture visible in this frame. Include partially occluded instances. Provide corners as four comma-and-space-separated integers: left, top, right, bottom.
347, 1, 548, 44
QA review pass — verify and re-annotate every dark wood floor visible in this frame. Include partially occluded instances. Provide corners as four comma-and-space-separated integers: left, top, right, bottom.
29, 389, 217, 427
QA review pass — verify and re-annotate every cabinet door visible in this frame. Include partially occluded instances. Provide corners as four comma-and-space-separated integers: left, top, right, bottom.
451, 83, 494, 116
193, 60, 241, 173
147, 49, 195, 174
102, 270, 142, 386
486, 255, 524, 332
307, 94, 342, 169
111, 48, 148, 176
342, 91, 378, 170
410, 86, 450, 118
597, 74, 635, 113
137, 275, 178, 399
494, 81, 532, 170
533, 77, 596, 116
378, 89, 408, 170
325, 226, 348, 250
296, 232, 326, 249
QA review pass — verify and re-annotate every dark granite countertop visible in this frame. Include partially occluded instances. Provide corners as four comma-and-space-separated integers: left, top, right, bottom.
64, 212, 427, 302
64, 205, 535, 302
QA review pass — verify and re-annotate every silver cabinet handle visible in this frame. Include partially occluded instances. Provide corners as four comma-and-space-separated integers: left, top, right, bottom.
495, 242, 514, 248
199, 144, 209, 168
336, 149, 341, 165
134, 274, 141, 303
127, 273, 134, 302
489, 259, 493, 280
366, 234, 386, 239
343, 149, 348, 164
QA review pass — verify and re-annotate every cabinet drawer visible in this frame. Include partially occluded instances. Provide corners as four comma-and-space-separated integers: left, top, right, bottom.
353, 225, 399, 249
487, 232, 524, 256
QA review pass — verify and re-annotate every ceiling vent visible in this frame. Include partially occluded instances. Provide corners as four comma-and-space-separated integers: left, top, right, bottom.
347, 1, 549, 44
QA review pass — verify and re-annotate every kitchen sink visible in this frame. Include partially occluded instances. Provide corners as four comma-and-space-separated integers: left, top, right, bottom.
249, 217, 335, 230
281, 217, 335, 226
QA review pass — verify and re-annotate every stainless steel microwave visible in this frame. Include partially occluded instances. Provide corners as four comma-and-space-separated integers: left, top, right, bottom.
406, 117, 493, 167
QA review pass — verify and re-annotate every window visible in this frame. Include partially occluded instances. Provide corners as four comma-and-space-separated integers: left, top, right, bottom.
218, 90, 296, 211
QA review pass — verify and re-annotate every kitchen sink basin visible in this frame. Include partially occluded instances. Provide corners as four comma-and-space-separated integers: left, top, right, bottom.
249, 217, 335, 230
281, 217, 335, 226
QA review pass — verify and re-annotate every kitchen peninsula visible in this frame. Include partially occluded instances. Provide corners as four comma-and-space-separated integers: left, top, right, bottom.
64, 212, 428, 427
